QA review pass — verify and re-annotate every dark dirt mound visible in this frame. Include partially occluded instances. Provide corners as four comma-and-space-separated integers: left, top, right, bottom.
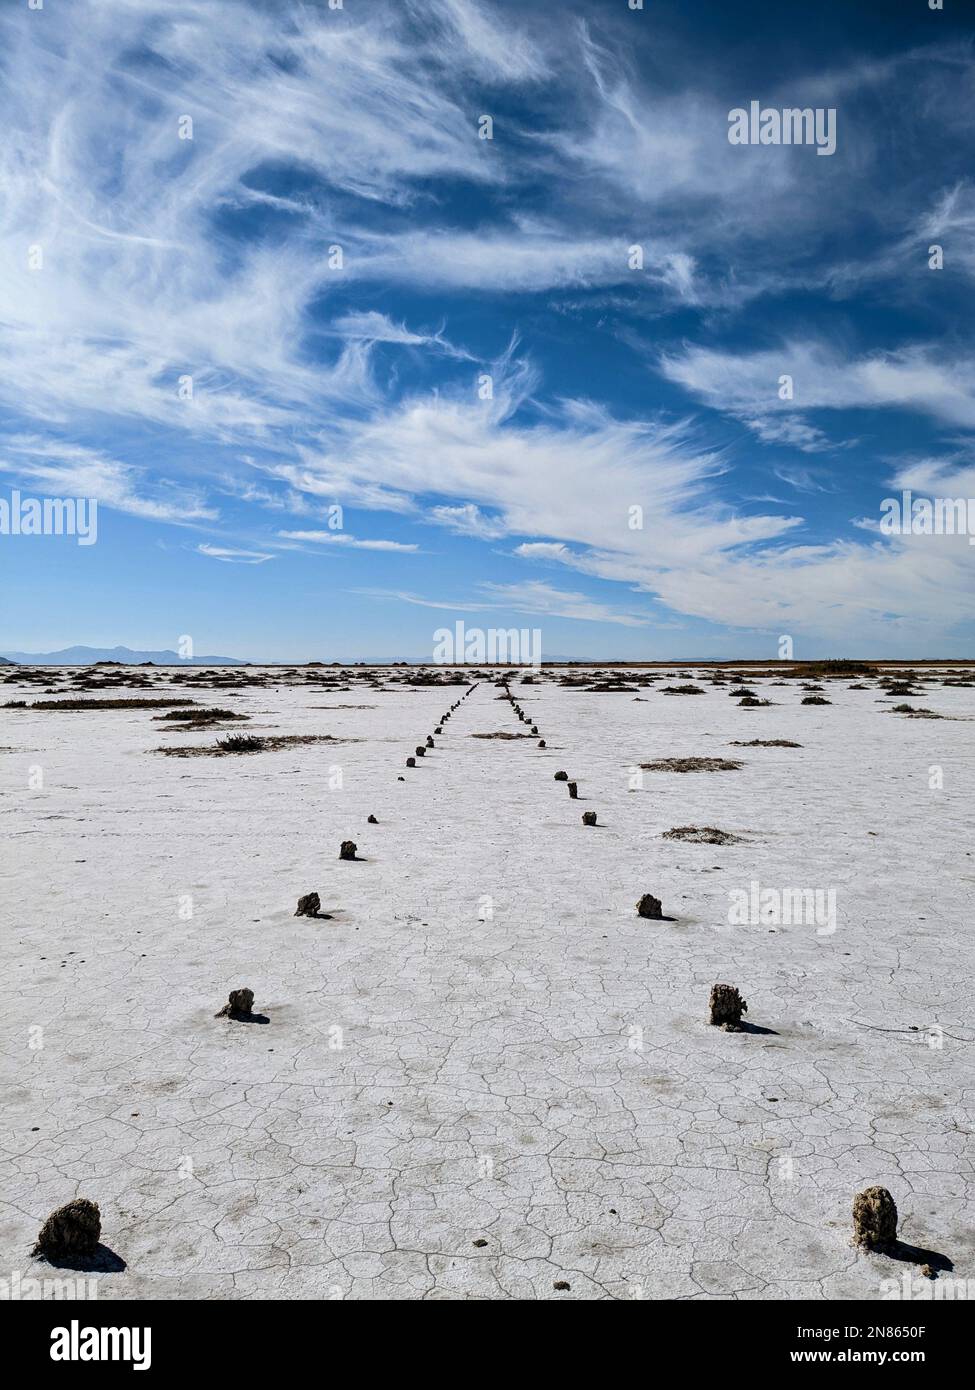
664, 826, 742, 845
640, 756, 743, 772
469, 731, 534, 739
730, 739, 801, 747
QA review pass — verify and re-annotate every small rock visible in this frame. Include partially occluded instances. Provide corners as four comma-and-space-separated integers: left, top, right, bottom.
554, 770, 568, 781
415, 746, 426, 757
215, 987, 255, 1020
426, 736, 434, 747
295, 892, 321, 917
339, 840, 358, 861
636, 893, 663, 920
582, 811, 597, 826
367, 814, 378, 824
553, 1280, 571, 1291
32, 1198, 101, 1260
709, 983, 747, 1029
406, 757, 415, 767
852, 1186, 898, 1251
538, 739, 546, 748
567, 781, 578, 798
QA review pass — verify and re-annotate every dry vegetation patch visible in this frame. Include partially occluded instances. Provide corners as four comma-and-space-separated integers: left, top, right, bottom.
730, 738, 801, 748
664, 825, 742, 844
6, 697, 197, 711
156, 733, 359, 757
640, 756, 743, 772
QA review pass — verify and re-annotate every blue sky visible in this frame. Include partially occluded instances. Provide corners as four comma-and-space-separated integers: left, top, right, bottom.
0, 0, 973, 660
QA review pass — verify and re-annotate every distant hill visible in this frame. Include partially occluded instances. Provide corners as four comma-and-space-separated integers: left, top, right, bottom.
0, 645, 248, 666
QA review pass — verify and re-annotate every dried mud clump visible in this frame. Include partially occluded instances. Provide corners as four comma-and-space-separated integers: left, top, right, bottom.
664, 825, 741, 845
295, 892, 321, 917
852, 1187, 898, 1251
216, 988, 255, 1020
32, 1199, 101, 1260
641, 756, 743, 772
709, 983, 747, 1029
731, 739, 801, 748
636, 893, 663, 920
582, 811, 597, 826
339, 840, 358, 861
554, 770, 569, 781
470, 731, 532, 739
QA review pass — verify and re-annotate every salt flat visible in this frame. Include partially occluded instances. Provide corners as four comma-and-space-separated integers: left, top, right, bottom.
1, 665, 972, 1300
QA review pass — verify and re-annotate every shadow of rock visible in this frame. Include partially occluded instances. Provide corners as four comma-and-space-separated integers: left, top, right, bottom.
36, 1243, 127, 1274
884, 1241, 953, 1274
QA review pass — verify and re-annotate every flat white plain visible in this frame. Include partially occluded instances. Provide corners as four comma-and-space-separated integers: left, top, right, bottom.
1, 666, 971, 1300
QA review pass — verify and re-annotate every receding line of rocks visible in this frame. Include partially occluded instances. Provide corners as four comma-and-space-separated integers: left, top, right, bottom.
26, 668, 961, 1284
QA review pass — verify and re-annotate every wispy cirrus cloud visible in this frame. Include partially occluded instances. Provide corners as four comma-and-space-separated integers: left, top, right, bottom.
197, 543, 273, 564
278, 531, 419, 553
359, 580, 647, 626
0, 437, 215, 522
659, 341, 975, 446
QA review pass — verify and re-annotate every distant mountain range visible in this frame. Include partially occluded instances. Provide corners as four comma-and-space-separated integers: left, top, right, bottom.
0, 645, 248, 666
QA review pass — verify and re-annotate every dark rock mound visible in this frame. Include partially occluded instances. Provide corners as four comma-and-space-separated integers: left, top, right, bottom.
709, 983, 747, 1029
33, 1199, 101, 1260
216, 988, 255, 1019
853, 1187, 898, 1251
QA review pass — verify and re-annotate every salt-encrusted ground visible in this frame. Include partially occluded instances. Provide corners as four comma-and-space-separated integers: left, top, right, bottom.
1, 666, 972, 1300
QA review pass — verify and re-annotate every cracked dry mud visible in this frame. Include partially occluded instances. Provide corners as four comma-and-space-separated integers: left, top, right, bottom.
1, 669, 972, 1300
